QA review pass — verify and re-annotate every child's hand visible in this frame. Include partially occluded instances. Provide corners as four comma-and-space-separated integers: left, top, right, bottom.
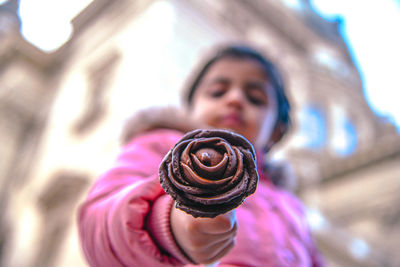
170, 204, 237, 265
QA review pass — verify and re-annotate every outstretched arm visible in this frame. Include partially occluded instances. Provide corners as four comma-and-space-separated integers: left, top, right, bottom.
77, 129, 189, 267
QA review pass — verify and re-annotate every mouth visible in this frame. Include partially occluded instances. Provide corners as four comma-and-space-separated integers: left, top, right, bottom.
219, 113, 245, 129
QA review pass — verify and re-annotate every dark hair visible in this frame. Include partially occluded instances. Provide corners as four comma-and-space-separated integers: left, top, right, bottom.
184, 45, 291, 149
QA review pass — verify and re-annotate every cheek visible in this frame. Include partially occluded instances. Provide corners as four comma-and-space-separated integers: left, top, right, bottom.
189, 100, 212, 124
254, 108, 278, 149
254, 87, 279, 148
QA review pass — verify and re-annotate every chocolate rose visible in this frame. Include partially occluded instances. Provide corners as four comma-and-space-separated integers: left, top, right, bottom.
159, 129, 258, 218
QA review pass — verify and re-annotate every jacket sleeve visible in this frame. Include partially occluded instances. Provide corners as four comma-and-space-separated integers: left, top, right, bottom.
277, 189, 326, 267
77, 129, 192, 267
296, 200, 326, 267
311, 242, 325, 267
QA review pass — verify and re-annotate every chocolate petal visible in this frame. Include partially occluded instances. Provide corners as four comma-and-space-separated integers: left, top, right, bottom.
191, 152, 228, 179
193, 147, 224, 167
167, 165, 207, 193
176, 140, 195, 170
180, 162, 232, 188
172, 140, 193, 176
238, 147, 258, 196
176, 201, 241, 218
220, 141, 237, 178
190, 137, 223, 150
214, 147, 244, 193
184, 171, 250, 205
190, 129, 255, 156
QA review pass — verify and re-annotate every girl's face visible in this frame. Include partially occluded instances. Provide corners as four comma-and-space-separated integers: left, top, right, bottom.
190, 58, 278, 149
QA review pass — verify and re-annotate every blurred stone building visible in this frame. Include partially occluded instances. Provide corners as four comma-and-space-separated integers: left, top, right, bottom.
0, 0, 399, 266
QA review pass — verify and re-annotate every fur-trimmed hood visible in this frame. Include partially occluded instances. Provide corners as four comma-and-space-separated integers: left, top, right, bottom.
121, 106, 206, 145
120, 106, 295, 190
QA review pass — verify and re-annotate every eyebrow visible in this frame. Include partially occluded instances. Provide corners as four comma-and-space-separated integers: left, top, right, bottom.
203, 77, 231, 87
245, 80, 266, 88
203, 77, 269, 89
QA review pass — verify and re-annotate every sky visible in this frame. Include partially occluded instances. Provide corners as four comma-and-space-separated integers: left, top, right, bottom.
7, 0, 400, 132
17, 0, 94, 52
310, 0, 400, 132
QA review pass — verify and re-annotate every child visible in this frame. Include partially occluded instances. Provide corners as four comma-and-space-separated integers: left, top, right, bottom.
78, 45, 324, 266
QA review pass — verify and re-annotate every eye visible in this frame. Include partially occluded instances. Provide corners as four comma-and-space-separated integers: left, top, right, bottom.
245, 83, 268, 106
205, 79, 229, 98
209, 87, 226, 98
248, 95, 267, 106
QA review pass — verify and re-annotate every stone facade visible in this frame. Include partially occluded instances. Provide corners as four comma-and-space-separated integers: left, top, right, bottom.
0, 0, 399, 266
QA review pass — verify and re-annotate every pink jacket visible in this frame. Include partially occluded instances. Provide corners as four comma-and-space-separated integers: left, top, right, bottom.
78, 129, 324, 266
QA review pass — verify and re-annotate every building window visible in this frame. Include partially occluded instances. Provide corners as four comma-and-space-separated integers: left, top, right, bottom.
331, 106, 358, 156
295, 106, 326, 149
281, 0, 304, 11
72, 51, 120, 135
312, 46, 350, 77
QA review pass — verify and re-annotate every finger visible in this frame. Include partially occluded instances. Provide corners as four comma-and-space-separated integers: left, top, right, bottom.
188, 223, 237, 251
196, 237, 236, 264
196, 211, 237, 234
197, 224, 237, 252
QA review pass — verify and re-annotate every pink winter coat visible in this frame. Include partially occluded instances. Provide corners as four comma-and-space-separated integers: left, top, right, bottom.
78, 128, 324, 266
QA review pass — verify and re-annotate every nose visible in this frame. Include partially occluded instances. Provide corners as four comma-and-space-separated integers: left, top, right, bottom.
224, 88, 245, 109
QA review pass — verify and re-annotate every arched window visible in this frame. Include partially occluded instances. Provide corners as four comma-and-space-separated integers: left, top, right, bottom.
295, 106, 326, 149
331, 107, 358, 156
281, 0, 304, 11
312, 46, 350, 78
